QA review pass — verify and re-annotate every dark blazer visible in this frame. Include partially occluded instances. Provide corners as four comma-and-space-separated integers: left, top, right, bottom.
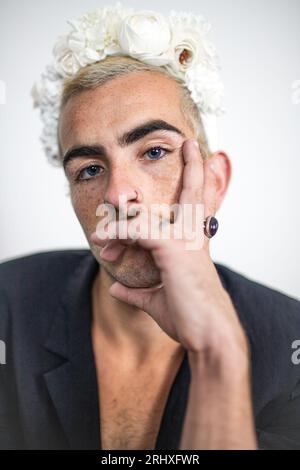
0, 249, 300, 450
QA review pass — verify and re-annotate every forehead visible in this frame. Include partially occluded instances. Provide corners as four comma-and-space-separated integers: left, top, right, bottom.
58, 71, 186, 150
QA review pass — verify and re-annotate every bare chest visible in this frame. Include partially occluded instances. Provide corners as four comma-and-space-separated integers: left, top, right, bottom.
94, 354, 184, 450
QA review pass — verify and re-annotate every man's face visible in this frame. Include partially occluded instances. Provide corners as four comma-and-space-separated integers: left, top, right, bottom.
59, 70, 197, 288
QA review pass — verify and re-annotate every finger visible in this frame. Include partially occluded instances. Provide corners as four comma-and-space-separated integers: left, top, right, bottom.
90, 230, 133, 263
91, 223, 137, 247
90, 230, 109, 248
175, 139, 205, 237
178, 139, 204, 207
92, 206, 181, 265
99, 240, 127, 262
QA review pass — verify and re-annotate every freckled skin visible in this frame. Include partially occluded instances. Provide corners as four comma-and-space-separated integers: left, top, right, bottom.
58, 70, 198, 288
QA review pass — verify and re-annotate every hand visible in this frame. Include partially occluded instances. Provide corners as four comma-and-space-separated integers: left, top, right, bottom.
91, 138, 248, 357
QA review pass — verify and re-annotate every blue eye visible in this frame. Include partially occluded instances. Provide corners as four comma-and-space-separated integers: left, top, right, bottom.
77, 164, 102, 181
144, 146, 170, 161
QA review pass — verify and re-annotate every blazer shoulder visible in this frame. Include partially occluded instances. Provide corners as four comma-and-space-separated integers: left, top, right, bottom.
215, 262, 300, 409
0, 249, 91, 298
214, 262, 300, 323
215, 262, 300, 348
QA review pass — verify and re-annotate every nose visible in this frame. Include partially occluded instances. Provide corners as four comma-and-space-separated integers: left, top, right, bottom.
103, 165, 142, 213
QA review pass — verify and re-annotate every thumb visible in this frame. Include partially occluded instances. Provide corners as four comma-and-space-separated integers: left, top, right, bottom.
109, 281, 153, 310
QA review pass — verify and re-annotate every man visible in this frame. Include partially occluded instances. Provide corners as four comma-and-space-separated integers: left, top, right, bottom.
1, 5, 300, 450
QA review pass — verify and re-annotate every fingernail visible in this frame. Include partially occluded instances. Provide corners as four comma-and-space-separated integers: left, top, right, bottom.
192, 139, 199, 149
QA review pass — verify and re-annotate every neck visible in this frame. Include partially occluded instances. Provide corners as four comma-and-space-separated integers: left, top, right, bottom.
91, 266, 182, 363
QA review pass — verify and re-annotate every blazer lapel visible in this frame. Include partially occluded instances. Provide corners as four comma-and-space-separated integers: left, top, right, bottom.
42, 252, 101, 449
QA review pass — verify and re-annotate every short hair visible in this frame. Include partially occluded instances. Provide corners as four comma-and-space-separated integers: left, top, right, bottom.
59, 55, 211, 161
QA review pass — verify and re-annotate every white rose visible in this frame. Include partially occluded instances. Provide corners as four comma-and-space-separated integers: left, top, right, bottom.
167, 11, 217, 76
185, 64, 225, 115
73, 3, 132, 57
70, 17, 106, 58
53, 6, 128, 77
118, 10, 173, 65
53, 35, 83, 77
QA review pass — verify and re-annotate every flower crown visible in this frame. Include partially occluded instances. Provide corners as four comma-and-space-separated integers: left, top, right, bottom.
31, 1, 225, 166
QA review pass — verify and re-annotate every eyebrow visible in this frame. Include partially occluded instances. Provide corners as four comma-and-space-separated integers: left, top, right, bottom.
62, 119, 186, 169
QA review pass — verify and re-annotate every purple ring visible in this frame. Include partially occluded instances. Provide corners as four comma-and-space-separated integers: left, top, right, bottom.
204, 216, 219, 238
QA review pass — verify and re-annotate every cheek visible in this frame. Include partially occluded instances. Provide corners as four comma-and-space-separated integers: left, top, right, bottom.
70, 183, 105, 235
147, 152, 183, 204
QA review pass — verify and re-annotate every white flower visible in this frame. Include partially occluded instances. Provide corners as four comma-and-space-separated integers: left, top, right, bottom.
53, 3, 131, 77
31, 65, 62, 164
166, 10, 218, 78
31, 65, 62, 114
88, 3, 133, 55
53, 34, 83, 77
118, 10, 174, 66
185, 63, 225, 115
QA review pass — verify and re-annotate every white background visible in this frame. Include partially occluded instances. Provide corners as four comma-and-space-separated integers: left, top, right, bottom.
0, 0, 299, 299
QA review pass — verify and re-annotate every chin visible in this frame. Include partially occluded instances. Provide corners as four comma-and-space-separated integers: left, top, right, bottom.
95, 245, 162, 288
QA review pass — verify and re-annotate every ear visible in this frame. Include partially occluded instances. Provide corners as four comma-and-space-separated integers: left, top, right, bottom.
202, 150, 232, 216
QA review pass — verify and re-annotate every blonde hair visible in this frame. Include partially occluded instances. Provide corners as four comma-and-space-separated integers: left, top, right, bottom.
59, 55, 211, 161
